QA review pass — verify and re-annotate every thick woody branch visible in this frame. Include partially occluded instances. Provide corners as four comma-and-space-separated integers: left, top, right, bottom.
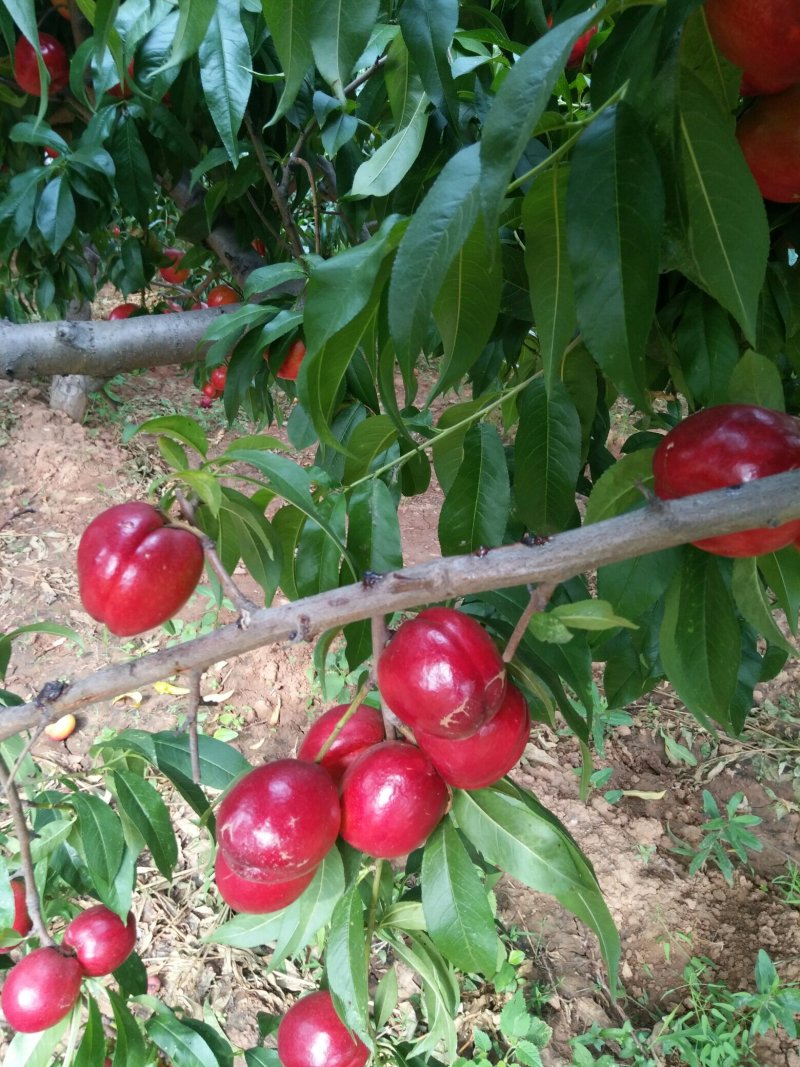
1, 470, 799, 743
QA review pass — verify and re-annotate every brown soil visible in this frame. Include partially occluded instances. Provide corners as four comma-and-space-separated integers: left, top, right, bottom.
0, 361, 798, 1066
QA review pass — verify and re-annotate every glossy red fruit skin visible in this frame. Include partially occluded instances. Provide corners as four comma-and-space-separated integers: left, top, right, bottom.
107, 302, 138, 320
298, 704, 385, 786
377, 607, 506, 739
62, 905, 136, 976
14, 34, 69, 97
201, 381, 219, 399
415, 682, 531, 790
214, 850, 315, 913
206, 284, 239, 307
217, 760, 341, 882
1, 947, 83, 1032
704, 0, 800, 96
159, 247, 190, 284
276, 338, 307, 381
737, 86, 800, 203
567, 26, 597, 69
209, 365, 227, 391
339, 741, 449, 858
277, 991, 369, 1067
77, 502, 204, 636
653, 404, 800, 557
0, 880, 32, 953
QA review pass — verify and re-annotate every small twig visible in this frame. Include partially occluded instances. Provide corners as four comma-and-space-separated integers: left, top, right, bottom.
370, 614, 399, 741
244, 114, 305, 259
502, 582, 557, 664
186, 669, 203, 785
0, 754, 55, 946
0, 506, 35, 533
174, 490, 258, 625
315, 680, 372, 762
289, 156, 322, 256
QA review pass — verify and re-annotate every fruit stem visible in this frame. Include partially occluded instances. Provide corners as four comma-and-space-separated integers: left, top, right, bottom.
502, 582, 557, 664
370, 614, 399, 741
365, 859, 385, 973
0, 755, 56, 947
315, 681, 372, 763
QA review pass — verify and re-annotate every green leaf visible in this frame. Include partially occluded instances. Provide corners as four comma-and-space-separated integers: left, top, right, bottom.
243, 262, 307, 301
678, 70, 768, 344
479, 11, 595, 231
342, 415, 398, 483
732, 557, 796, 656
112, 771, 178, 881
199, 0, 253, 165
109, 114, 154, 228
5, 1014, 71, 1067
152, 731, 250, 791
327, 885, 372, 1047
452, 782, 620, 992
295, 495, 349, 597
68, 793, 125, 902
522, 166, 576, 394
208, 848, 344, 952
514, 378, 581, 534
36, 176, 75, 254
309, 0, 379, 100
549, 600, 637, 632
108, 988, 148, 1067
583, 449, 656, 525
431, 217, 502, 398
350, 94, 429, 199
262, 0, 312, 122
382, 931, 459, 1060
388, 143, 482, 372
567, 103, 664, 409
375, 966, 398, 1030
422, 818, 500, 975
431, 398, 491, 495
597, 549, 680, 623
674, 291, 740, 409
660, 550, 742, 728
438, 423, 510, 555
758, 546, 800, 636
74, 996, 105, 1067
162, 0, 217, 71
727, 350, 785, 411
131, 415, 209, 457
346, 480, 403, 576
147, 1011, 221, 1067
397, 0, 459, 127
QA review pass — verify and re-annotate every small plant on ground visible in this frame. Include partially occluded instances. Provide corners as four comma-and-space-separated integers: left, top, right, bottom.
667, 790, 763, 885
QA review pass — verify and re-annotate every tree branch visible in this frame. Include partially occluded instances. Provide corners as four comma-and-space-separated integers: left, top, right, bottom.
1, 470, 799, 742
0, 756, 55, 946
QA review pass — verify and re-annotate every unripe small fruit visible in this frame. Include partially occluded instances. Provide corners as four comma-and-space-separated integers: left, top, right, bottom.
0, 880, 32, 953
377, 607, 506, 739
14, 34, 69, 97
1, 947, 83, 1032
277, 991, 370, 1067
340, 741, 449, 858
415, 682, 531, 790
44, 714, 76, 742
214, 850, 315, 913
217, 759, 341, 882
63, 905, 137, 976
298, 704, 385, 785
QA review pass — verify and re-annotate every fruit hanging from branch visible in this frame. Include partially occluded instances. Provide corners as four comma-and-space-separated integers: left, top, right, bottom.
77, 502, 205, 636
653, 404, 800, 556
704, 0, 800, 96
14, 33, 69, 97
1, 947, 83, 1032
216, 759, 341, 881
377, 607, 506, 738
737, 85, 800, 203
214, 850, 316, 913
298, 703, 385, 785
277, 990, 370, 1067
0, 880, 32, 953
62, 905, 137, 976
158, 247, 191, 285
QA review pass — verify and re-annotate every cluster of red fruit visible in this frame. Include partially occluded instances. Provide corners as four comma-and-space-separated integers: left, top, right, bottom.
1, 893, 136, 1033
704, 0, 800, 203
653, 403, 800, 556
213, 607, 529, 915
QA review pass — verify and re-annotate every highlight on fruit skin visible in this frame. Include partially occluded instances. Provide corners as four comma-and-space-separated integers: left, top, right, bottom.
0, 946, 83, 1032
62, 904, 137, 976
0, 879, 33, 953
277, 990, 370, 1067
298, 703, 385, 785
214, 850, 316, 913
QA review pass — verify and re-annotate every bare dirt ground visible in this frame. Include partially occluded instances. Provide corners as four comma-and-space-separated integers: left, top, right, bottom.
0, 353, 799, 1066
